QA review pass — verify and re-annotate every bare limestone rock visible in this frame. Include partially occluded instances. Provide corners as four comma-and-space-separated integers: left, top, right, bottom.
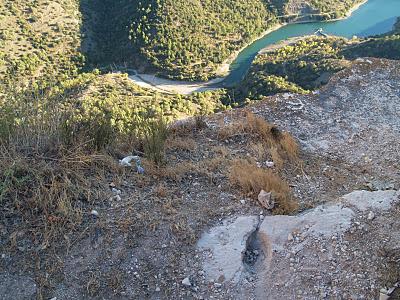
197, 190, 400, 298
197, 216, 259, 284
258, 203, 355, 254
342, 189, 398, 211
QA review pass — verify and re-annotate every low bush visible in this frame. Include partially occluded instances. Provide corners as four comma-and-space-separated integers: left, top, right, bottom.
229, 160, 298, 214
143, 117, 170, 166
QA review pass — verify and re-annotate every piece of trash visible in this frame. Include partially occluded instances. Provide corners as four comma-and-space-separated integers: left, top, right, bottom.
119, 155, 145, 174
119, 155, 140, 167
258, 190, 275, 210
137, 165, 145, 174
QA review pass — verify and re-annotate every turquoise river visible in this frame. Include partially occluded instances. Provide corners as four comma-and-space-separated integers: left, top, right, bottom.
223, 0, 400, 86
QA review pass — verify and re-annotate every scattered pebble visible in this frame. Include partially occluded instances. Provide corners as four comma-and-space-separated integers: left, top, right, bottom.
265, 161, 275, 168
182, 277, 191, 287
112, 188, 122, 195
367, 211, 375, 220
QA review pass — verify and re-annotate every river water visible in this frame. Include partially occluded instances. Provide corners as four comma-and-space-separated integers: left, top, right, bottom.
224, 0, 400, 86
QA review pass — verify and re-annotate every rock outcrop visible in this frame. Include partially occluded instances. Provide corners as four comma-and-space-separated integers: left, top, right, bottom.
197, 190, 400, 299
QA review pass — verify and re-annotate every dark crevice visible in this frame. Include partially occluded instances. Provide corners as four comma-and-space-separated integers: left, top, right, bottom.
243, 217, 265, 268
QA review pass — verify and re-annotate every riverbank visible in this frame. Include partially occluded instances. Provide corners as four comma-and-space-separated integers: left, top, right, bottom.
215, 23, 283, 77
127, 22, 286, 95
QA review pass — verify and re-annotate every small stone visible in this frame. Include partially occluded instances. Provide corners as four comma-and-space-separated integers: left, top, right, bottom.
240, 199, 246, 205
367, 211, 375, 220
288, 233, 294, 242
182, 277, 191, 287
155, 286, 160, 292
90, 210, 99, 217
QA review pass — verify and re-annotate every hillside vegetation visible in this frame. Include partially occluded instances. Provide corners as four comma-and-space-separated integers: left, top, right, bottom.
129, 0, 362, 81
0, 0, 226, 150
269, 0, 364, 16
129, 0, 276, 81
0, 0, 83, 85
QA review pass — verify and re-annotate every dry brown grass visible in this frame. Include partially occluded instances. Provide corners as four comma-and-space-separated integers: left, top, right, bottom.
229, 160, 298, 214
169, 115, 208, 136
155, 183, 168, 198
217, 123, 241, 140
280, 131, 299, 161
217, 112, 300, 167
158, 161, 197, 182
165, 136, 197, 151
0, 146, 111, 250
212, 145, 230, 157
270, 146, 284, 169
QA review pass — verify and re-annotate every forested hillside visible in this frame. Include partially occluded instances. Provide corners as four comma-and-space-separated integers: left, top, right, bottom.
0, 0, 226, 153
1, 2, 400, 298
129, 0, 362, 81
0, 0, 83, 85
130, 0, 276, 81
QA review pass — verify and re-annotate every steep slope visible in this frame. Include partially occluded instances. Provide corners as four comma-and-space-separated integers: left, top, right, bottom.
0, 0, 83, 84
129, 0, 276, 81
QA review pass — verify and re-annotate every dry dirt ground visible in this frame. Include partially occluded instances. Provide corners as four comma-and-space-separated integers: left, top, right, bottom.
1, 58, 399, 299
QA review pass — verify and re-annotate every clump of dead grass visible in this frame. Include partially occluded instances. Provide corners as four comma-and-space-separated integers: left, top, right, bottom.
229, 160, 298, 214
154, 183, 168, 198
218, 112, 300, 167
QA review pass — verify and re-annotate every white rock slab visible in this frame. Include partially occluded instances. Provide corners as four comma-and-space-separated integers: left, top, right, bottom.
197, 216, 259, 283
342, 190, 398, 211
258, 203, 355, 253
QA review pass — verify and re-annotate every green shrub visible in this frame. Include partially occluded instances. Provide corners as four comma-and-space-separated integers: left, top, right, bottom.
143, 117, 170, 166
0, 105, 16, 142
